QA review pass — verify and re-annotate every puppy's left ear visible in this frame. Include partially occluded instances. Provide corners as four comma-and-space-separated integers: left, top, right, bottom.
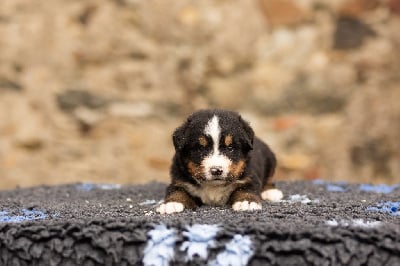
239, 115, 254, 151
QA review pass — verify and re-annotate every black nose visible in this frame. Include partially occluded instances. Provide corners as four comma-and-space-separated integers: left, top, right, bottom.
210, 167, 223, 176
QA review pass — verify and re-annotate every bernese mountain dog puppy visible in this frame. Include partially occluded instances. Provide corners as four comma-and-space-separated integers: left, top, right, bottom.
157, 109, 283, 214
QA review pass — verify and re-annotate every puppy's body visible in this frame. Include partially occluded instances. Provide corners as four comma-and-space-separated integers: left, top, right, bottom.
157, 109, 283, 214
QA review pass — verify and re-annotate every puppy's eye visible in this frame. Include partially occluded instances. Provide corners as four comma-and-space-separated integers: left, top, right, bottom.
227, 145, 234, 152
198, 144, 207, 150
197, 143, 208, 152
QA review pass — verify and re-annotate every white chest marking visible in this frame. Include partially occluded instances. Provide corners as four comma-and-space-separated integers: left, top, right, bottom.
185, 182, 237, 206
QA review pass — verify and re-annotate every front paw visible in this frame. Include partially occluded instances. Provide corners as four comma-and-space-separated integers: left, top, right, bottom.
232, 200, 262, 211
156, 202, 185, 214
261, 188, 283, 202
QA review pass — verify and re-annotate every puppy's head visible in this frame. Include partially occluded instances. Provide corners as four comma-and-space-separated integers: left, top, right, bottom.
173, 109, 254, 183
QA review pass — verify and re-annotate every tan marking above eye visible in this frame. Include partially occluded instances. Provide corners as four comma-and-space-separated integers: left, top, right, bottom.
199, 136, 208, 147
224, 135, 233, 146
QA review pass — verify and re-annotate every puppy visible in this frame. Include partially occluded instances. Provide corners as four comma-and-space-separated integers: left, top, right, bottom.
157, 109, 283, 214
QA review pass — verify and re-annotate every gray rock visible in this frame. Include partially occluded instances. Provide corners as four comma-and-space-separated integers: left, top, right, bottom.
56, 90, 110, 112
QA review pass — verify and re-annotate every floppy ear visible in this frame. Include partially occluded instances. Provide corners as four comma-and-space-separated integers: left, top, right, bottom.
172, 120, 189, 152
238, 115, 254, 151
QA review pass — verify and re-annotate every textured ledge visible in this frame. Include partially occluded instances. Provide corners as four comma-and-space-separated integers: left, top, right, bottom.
0, 181, 399, 265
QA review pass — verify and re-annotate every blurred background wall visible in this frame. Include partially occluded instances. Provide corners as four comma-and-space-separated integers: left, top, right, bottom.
0, 0, 399, 189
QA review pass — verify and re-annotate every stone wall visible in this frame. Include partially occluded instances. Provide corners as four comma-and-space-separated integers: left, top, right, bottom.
1, 0, 399, 188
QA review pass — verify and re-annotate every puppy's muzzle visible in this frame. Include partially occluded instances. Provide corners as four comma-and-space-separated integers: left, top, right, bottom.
210, 166, 223, 176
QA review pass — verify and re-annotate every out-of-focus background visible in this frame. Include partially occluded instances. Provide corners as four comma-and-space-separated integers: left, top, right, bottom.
1, 0, 399, 189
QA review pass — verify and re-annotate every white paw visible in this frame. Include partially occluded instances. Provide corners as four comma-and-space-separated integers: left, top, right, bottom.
156, 202, 184, 214
261, 188, 283, 202
232, 200, 262, 211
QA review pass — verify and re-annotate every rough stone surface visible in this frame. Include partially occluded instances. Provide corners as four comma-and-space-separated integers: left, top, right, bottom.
1, 0, 400, 188
0, 181, 399, 265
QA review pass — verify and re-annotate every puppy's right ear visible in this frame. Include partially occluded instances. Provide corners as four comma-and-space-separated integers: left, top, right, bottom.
172, 121, 189, 152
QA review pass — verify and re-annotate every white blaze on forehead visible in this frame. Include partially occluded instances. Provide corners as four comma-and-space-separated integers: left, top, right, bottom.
204, 115, 220, 152
203, 115, 232, 180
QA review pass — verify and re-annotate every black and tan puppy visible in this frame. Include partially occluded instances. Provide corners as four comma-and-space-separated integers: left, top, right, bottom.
157, 109, 283, 214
